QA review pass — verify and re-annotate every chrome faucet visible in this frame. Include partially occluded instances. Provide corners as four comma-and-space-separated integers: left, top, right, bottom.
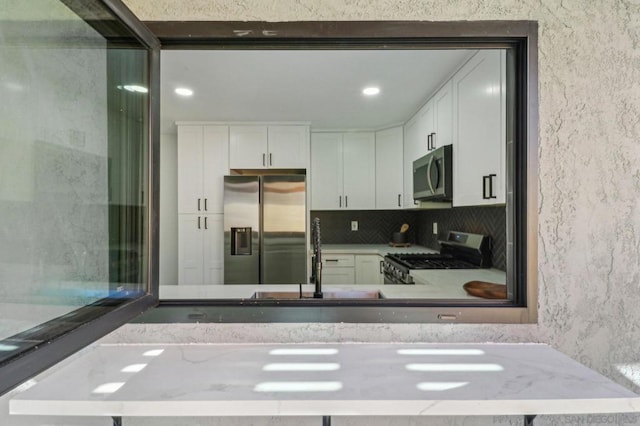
311, 217, 323, 298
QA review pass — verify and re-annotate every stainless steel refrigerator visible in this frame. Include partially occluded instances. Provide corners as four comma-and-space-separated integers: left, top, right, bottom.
223, 175, 306, 284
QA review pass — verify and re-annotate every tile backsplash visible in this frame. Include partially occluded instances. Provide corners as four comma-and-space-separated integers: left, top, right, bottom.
416, 206, 506, 271
311, 205, 506, 271
310, 210, 418, 245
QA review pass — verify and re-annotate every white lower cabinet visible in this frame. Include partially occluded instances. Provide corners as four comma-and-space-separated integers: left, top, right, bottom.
355, 255, 384, 284
178, 214, 223, 285
321, 254, 355, 284
319, 253, 383, 285
322, 268, 356, 285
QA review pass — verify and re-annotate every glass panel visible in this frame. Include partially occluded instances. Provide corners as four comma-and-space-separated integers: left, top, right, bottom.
0, 0, 149, 363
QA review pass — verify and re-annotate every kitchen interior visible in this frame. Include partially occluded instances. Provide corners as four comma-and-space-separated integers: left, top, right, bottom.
158, 48, 510, 301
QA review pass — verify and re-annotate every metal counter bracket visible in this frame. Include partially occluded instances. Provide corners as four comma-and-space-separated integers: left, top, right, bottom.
525, 414, 537, 425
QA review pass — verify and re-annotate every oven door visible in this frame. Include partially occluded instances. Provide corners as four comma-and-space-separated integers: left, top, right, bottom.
383, 272, 398, 284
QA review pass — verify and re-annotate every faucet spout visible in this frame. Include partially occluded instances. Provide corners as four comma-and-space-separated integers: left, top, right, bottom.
312, 217, 323, 299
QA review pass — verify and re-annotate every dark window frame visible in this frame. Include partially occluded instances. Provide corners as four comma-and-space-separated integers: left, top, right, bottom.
0, 0, 160, 397
145, 20, 539, 324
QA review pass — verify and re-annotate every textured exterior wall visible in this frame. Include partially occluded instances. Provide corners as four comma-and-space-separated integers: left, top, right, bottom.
6, 1, 640, 425
130, 0, 640, 423
123, 0, 640, 397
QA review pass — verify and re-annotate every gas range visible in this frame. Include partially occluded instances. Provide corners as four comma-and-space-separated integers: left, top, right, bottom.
382, 231, 492, 285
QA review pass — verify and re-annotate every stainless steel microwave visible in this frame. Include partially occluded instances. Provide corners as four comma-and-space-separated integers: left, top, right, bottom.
413, 144, 453, 202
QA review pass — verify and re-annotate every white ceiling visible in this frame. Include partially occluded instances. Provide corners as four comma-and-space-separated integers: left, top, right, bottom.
160, 49, 476, 134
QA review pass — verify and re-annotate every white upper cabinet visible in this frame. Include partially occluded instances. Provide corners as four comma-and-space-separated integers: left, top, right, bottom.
202, 126, 231, 214
311, 132, 375, 210
375, 126, 404, 209
177, 126, 204, 214
402, 116, 421, 208
229, 126, 267, 169
267, 125, 310, 168
342, 132, 375, 210
452, 50, 506, 207
419, 99, 435, 152
229, 125, 309, 169
178, 125, 229, 214
177, 124, 228, 285
311, 133, 343, 210
432, 80, 454, 150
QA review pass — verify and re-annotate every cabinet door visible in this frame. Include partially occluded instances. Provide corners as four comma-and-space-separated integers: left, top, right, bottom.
433, 80, 453, 149
419, 100, 435, 151
178, 214, 203, 285
202, 126, 229, 214
402, 117, 421, 208
342, 132, 375, 210
229, 125, 268, 169
453, 50, 506, 206
311, 133, 343, 210
202, 214, 224, 285
375, 126, 404, 209
321, 268, 355, 285
355, 255, 383, 284
177, 126, 203, 214
267, 125, 309, 168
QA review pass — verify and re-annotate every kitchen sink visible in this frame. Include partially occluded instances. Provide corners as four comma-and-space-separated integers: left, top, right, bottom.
251, 290, 384, 300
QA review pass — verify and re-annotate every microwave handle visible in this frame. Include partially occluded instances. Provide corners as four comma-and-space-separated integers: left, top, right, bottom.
426, 155, 436, 194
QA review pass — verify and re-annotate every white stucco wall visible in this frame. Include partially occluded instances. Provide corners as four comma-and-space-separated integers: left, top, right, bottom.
115, 1, 640, 424
3, 1, 640, 425
120, 0, 640, 383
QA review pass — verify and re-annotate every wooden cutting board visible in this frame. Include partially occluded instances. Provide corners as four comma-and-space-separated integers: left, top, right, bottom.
463, 281, 507, 299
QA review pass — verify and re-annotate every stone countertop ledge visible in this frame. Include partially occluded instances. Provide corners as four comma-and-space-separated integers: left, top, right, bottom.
10, 343, 640, 419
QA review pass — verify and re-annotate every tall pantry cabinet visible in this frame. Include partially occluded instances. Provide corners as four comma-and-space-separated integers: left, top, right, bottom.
177, 125, 228, 285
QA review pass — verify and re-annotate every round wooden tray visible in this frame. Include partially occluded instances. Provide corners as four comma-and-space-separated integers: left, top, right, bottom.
463, 281, 507, 299
388, 242, 411, 247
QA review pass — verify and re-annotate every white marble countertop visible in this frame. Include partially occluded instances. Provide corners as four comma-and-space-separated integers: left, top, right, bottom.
10, 343, 640, 418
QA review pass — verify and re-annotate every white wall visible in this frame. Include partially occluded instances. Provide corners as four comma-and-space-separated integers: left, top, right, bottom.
4, 0, 640, 425
159, 132, 179, 285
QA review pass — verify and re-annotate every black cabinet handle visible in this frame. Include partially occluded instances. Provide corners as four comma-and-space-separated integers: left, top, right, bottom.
482, 174, 497, 199
379, 260, 384, 274
269, 153, 272, 166
197, 198, 201, 211
397, 194, 401, 207
345, 195, 348, 208
431, 132, 436, 149
204, 198, 207, 211
427, 134, 432, 151
204, 216, 208, 229
262, 153, 266, 166
198, 216, 201, 229
339, 196, 342, 208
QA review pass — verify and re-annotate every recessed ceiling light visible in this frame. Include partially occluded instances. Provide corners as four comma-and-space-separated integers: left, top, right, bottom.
362, 86, 380, 96
119, 84, 148, 93
175, 87, 194, 97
